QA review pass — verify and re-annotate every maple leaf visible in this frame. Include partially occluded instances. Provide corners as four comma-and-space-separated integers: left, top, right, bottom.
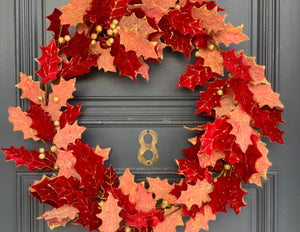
135, 183, 156, 212
234, 134, 263, 183
249, 82, 283, 108
16, 72, 45, 104
8, 107, 39, 141
249, 138, 271, 186
2, 146, 55, 172
71, 140, 107, 195
126, 209, 164, 231
118, 27, 158, 59
55, 149, 80, 179
119, 168, 139, 203
166, 9, 204, 36
139, 0, 177, 23
35, 39, 61, 83
38, 205, 79, 230
185, 205, 216, 232
29, 175, 80, 208
158, 16, 193, 58
222, 49, 251, 82
196, 48, 224, 75
97, 193, 122, 232
88, 0, 131, 27
227, 78, 257, 116
239, 52, 265, 82
45, 78, 76, 121
53, 122, 86, 149
214, 90, 236, 118
111, 37, 142, 81
59, 104, 82, 129
46, 8, 70, 40
227, 104, 254, 153
60, 0, 93, 26
198, 151, 225, 169
147, 177, 177, 202
137, 57, 150, 80
26, 102, 56, 142
213, 23, 249, 46
95, 145, 111, 162
72, 193, 102, 231
153, 208, 184, 232
252, 106, 285, 143
196, 78, 227, 115
176, 58, 217, 90
191, 5, 227, 33
90, 42, 116, 72
175, 179, 213, 210
209, 174, 247, 214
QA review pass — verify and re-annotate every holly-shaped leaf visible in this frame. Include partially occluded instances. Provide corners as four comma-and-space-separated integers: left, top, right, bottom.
198, 151, 225, 169
249, 82, 283, 108
90, 42, 116, 72
153, 208, 184, 232
45, 78, 76, 121
26, 102, 56, 142
55, 149, 80, 179
176, 58, 217, 90
227, 104, 254, 153
46, 8, 70, 40
191, 5, 227, 33
8, 107, 39, 141
119, 168, 139, 203
175, 179, 213, 210
16, 73, 45, 104
184, 205, 216, 232
2, 146, 55, 172
213, 23, 248, 46
239, 52, 265, 82
35, 39, 61, 84
147, 177, 177, 202
209, 174, 247, 214
53, 122, 86, 149
60, 0, 93, 26
59, 104, 82, 129
97, 193, 122, 232
135, 183, 157, 212
196, 48, 224, 75
38, 205, 79, 230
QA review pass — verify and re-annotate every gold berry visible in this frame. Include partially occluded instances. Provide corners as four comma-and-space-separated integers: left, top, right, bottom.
195, 50, 201, 57
96, 25, 103, 33
112, 29, 118, 35
110, 23, 116, 29
58, 37, 65, 44
108, 38, 114, 44
213, 177, 218, 182
224, 163, 231, 170
53, 96, 59, 103
208, 43, 215, 51
39, 147, 45, 154
160, 199, 169, 209
91, 39, 97, 46
39, 153, 45, 159
91, 33, 98, 40
64, 35, 71, 42
54, 165, 59, 170
37, 96, 43, 102
107, 29, 113, 36
217, 89, 223, 96
112, 19, 118, 25
53, 120, 60, 127
50, 145, 57, 153
124, 227, 131, 232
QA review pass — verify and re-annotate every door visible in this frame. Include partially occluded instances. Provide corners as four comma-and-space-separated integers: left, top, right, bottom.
0, 0, 299, 231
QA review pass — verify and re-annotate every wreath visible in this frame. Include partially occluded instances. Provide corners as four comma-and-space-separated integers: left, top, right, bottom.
1, 0, 285, 231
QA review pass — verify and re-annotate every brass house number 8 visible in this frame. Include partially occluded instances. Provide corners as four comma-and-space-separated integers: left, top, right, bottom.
137, 129, 159, 166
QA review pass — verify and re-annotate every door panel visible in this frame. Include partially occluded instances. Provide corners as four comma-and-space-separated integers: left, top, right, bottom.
0, 0, 299, 232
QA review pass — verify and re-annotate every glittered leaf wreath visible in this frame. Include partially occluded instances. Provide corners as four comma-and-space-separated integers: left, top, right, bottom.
2, 0, 285, 231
